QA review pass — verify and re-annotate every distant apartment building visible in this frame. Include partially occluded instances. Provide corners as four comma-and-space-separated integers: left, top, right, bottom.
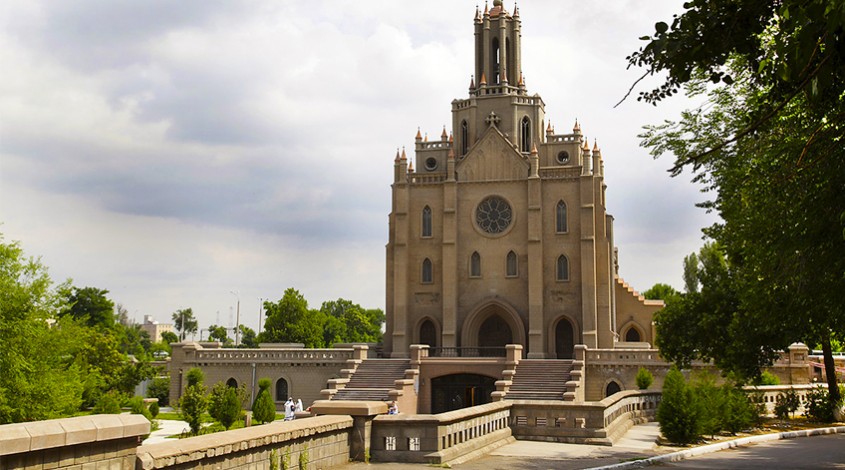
141, 315, 174, 343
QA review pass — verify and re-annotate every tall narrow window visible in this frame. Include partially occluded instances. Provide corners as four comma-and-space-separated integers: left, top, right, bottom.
460, 120, 468, 155
470, 252, 481, 278
556, 200, 568, 233
275, 378, 288, 402
492, 38, 500, 85
506, 251, 518, 277
521, 116, 531, 153
422, 206, 432, 237
422, 258, 433, 284
557, 255, 569, 281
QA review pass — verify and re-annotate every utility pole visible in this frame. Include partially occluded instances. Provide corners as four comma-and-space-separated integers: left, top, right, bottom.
231, 291, 240, 347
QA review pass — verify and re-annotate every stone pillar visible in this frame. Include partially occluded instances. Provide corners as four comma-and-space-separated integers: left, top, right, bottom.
310, 401, 388, 462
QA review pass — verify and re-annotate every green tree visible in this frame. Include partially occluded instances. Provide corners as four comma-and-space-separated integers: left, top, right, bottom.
642, 283, 681, 304
65, 287, 115, 329
161, 331, 179, 344
681, 253, 699, 294
631, 0, 845, 404
320, 299, 384, 344
0, 236, 86, 423
657, 366, 701, 445
208, 382, 242, 430
172, 308, 198, 341
208, 324, 232, 347
635, 367, 654, 390
147, 377, 170, 406
179, 367, 208, 435
261, 289, 325, 347
237, 325, 258, 348
252, 378, 276, 424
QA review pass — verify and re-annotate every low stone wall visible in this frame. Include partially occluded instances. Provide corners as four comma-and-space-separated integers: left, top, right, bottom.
0, 414, 150, 470
136, 415, 352, 470
509, 390, 660, 445
745, 384, 819, 416
370, 401, 512, 464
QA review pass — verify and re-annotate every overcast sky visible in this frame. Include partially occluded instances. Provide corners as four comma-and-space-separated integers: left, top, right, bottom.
0, 0, 715, 333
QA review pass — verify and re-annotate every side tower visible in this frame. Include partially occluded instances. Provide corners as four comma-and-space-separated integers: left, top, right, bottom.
385, 1, 617, 359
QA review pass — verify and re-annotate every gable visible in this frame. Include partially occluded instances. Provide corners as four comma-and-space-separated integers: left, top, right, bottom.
456, 127, 529, 182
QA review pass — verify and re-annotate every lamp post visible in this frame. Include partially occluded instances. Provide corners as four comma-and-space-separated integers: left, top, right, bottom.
258, 297, 263, 334
230, 291, 240, 347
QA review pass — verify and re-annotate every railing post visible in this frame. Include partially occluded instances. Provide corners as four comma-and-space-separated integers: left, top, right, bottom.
410, 344, 429, 366
353, 344, 369, 361
506, 344, 522, 366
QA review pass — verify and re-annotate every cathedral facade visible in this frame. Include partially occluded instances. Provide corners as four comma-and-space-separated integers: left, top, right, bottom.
385, 1, 661, 359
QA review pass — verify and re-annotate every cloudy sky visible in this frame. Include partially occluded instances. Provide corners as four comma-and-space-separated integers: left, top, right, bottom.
0, 0, 715, 333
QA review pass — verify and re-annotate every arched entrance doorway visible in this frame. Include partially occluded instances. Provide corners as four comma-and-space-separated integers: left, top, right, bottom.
555, 318, 575, 359
420, 319, 437, 348
431, 374, 496, 414
605, 381, 622, 398
478, 314, 512, 349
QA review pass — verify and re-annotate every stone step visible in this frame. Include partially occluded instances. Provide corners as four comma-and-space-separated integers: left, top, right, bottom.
506, 359, 575, 401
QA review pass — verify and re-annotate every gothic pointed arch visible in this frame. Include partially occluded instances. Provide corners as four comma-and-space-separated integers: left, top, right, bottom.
422, 258, 433, 284
556, 200, 568, 233
556, 255, 570, 281
549, 315, 579, 359
460, 120, 469, 156
461, 299, 525, 349
520, 116, 531, 153
422, 206, 432, 237
506, 250, 518, 277
619, 321, 645, 343
470, 251, 481, 278
415, 316, 441, 348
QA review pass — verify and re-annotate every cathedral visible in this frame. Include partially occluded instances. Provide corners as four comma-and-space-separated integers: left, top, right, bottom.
384, 1, 662, 359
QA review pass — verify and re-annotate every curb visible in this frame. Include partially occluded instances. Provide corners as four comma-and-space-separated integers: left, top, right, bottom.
589, 426, 845, 469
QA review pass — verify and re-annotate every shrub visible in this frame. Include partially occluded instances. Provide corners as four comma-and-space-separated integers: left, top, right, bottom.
186, 368, 204, 387
720, 385, 757, 434
93, 391, 123, 414
755, 371, 780, 386
636, 367, 654, 390
149, 401, 160, 418
147, 377, 170, 406
129, 396, 153, 421
804, 386, 840, 423
209, 382, 242, 430
179, 384, 208, 435
691, 374, 723, 438
657, 366, 701, 444
252, 378, 276, 424
774, 388, 800, 420
298, 446, 309, 469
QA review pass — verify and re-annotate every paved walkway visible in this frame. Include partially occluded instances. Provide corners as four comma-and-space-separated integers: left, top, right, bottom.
143, 417, 190, 445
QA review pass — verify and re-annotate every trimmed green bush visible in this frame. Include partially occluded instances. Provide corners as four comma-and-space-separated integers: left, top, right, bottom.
209, 382, 242, 430
93, 391, 123, 414
147, 377, 170, 406
186, 368, 204, 387
636, 367, 654, 390
149, 401, 160, 418
657, 366, 701, 444
129, 396, 153, 420
252, 378, 276, 424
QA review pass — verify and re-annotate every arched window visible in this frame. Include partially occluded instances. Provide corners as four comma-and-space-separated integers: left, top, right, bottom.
605, 381, 622, 398
226, 378, 238, 388
470, 252, 481, 278
420, 319, 437, 347
275, 378, 289, 402
422, 206, 432, 237
557, 255, 569, 281
625, 327, 641, 342
521, 116, 531, 153
460, 120, 468, 155
556, 200, 568, 233
506, 251, 518, 277
422, 258, 433, 284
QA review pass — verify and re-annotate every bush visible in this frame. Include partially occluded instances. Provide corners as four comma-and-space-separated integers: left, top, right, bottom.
209, 382, 242, 430
93, 391, 123, 414
252, 378, 276, 424
179, 384, 208, 435
657, 366, 701, 444
186, 368, 204, 387
691, 374, 723, 438
720, 385, 757, 434
636, 367, 654, 390
129, 396, 152, 421
147, 377, 170, 406
755, 371, 780, 386
149, 401, 160, 418
774, 388, 800, 420
804, 386, 840, 423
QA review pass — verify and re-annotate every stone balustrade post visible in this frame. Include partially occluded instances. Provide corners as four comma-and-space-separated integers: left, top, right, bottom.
353, 344, 369, 361
505, 344, 523, 367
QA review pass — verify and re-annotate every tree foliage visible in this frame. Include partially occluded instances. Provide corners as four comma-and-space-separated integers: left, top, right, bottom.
208, 324, 233, 347
252, 378, 276, 424
179, 367, 208, 435
633, 1, 845, 401
172, 308, 198, 341
642, 283, 681, 304
208, 382, 243, 430
657, 366, 701, 445
64, 286, 115, 329
260, 289, 383, 347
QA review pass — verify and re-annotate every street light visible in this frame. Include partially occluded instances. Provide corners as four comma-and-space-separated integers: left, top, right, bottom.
258, 297, 263, 335
230, 291, 240, 347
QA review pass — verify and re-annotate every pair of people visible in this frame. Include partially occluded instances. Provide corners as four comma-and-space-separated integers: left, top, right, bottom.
283, 397, 303, 420
387, 401, 399, 415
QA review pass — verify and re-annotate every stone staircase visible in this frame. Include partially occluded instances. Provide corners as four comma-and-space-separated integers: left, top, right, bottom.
330, 359, 411, 402
505, 359, 575, 401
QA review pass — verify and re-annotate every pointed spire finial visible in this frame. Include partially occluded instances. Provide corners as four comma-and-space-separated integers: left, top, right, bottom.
401, 146, 407, 160
480, 72, 487, 86
395, 148, 400, 162
530, 142, 538, 155
582, 136, 589, 150
469, 75, 475, 89
484, 1, 489, 15
573, 119, 581, 133
513, 2, 520, 17
408, 160, 414, 172
441, 126, 448, 140
518, 72, 525, 87
415, 127, 422, 140
424, 132, 428, 142
593, 139, 599, 151
449, 132, 454, 143
546, 121, 553, 134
